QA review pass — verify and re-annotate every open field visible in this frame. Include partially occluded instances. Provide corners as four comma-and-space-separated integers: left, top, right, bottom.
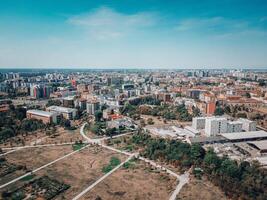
0, 127, 84, 148
34, 146, 127, 199
81, 158, 177, 200
38, 127, 84, 144
177, 177, 229, 200
0, 145, 73, 186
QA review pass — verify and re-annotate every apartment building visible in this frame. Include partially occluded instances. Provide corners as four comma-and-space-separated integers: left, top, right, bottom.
205, 117, 228, 136
238, 118, 257, 131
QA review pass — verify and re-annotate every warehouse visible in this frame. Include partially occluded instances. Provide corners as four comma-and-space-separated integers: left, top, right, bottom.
221, 131, 267, 143
247, 140, 267, 154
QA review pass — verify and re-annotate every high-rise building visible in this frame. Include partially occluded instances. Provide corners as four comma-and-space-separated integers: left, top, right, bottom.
86, 101, 100, 115
30, 85, 52, 99
205, 117, 228, 136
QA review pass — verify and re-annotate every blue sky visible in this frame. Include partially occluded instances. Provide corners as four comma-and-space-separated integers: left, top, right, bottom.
0, 0, 267, 68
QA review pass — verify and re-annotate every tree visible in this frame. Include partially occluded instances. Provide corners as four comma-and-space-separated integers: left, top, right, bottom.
94, 110, 103, 122
236, 112, 247, 118
214, 107, 224, 116
147, 118, 154, 125
192, 106, 201, 117
245, 92, 251, 98
106, 128, 117, 137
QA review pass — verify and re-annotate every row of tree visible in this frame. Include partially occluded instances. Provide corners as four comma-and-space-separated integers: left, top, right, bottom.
131, 133, 267, 200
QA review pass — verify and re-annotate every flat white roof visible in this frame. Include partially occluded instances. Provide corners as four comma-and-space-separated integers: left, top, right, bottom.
248, 140, 267, 150
221, 131, 267, 140
228, 121, 243, 125
47, 106, 77, 113
184, 126, 200, 134
27, 109, 54, 117
238, 118, 254, 123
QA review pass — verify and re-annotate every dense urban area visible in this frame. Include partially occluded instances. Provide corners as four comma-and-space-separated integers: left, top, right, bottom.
0, 68, 267, 200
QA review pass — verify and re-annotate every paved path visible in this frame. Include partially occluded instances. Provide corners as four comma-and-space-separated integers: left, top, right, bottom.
169, 172, 190, 200
0, 144, 90, 189
72, 154, 134, 200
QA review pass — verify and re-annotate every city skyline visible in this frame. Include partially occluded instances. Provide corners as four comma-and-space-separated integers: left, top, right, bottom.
0, 0, 267, 68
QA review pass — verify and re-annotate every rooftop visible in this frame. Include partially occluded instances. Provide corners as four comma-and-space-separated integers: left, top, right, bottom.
248, 140, 267, 150
27, 109, 54, 117
221, 131, 267, 140
47, 106, 77, 113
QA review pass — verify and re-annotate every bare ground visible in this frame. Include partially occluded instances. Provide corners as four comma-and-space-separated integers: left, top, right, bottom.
81, 159, 177, 200
177, 176, 229, 200
34, 146, 127, 199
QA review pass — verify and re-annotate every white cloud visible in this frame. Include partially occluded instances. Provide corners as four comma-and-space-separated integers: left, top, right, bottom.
175, 17, 225, 31
68, 7, 158, 40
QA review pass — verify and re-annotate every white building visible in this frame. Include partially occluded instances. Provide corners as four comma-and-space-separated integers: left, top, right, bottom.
192, 117, 206, 130
47, 106, 77, 120
205, 117, 228, 136
227, 121, 243, 133
238, 118, 257, 132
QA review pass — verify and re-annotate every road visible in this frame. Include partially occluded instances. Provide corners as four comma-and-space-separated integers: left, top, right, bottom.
169, 172, 190, 200
0, 143, 90, 189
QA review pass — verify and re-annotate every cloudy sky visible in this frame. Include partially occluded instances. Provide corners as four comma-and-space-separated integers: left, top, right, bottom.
0, 0, 267, 69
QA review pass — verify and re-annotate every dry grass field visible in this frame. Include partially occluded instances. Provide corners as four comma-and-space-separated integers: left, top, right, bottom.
82, 159, 177, 200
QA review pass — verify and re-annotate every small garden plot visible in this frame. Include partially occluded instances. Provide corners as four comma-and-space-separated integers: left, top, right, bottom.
1, 176, 70, 200
82, 159, 177, 200
0, 158, 25, 185
0, 158, 23, 177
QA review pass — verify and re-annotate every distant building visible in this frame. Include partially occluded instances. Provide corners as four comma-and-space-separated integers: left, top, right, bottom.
27, 109, 59, 124
238, 118, 257, 132
206, 101, 216, 115
30, 85, 52, 99
46, 106, 77, 120
63, 96, 75, 108
86, 101, 100, 115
